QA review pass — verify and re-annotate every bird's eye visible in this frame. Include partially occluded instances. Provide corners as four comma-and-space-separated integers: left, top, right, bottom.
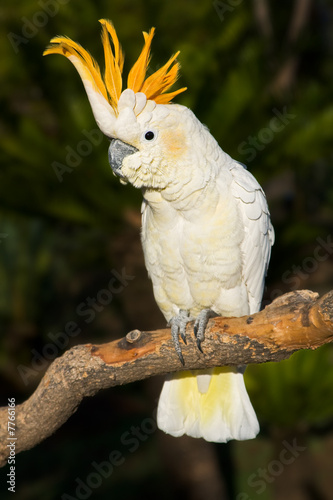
141, 128, 158, 143
144, 131, 155, 141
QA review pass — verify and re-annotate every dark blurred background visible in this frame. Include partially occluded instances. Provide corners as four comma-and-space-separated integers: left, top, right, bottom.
1, 0, 333, 499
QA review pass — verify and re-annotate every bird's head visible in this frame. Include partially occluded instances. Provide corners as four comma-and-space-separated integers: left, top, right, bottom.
44, 20, 195, 191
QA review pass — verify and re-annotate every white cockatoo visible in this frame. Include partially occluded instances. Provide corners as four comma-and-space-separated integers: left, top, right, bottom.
44, 20, 274, 442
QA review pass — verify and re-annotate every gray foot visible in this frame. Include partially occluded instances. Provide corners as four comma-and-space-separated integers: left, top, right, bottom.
194, 309, 217, 352
168, 310, 193, 365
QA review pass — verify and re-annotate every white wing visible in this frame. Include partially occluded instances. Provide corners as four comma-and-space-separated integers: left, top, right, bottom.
230, 161, 274, 314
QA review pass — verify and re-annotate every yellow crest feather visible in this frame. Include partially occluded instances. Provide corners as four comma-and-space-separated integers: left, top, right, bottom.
43, 20, 186, 112
43, 35, 109, 101
99, 20, 124, 107
141, 51, 187, 103
127, 28, 155, 93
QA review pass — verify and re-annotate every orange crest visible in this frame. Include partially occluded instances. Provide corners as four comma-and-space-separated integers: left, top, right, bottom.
44, 19, 187, 113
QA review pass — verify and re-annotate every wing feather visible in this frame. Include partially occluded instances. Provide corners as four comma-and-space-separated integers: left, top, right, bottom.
230, 161, 274, 314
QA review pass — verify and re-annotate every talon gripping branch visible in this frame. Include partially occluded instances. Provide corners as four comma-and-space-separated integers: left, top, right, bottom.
44, 19, 274, 442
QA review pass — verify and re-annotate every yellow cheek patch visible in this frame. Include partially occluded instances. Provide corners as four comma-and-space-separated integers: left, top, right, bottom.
161, 128, 186, 159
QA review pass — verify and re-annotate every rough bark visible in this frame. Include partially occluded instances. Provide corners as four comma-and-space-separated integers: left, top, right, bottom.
1, 289, 333, 467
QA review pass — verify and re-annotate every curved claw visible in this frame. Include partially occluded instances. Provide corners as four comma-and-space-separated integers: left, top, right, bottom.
196, 337, 203, 353
171, 327, 185, 365
180, 330, 187, 345
168, 310, 192, 365
194, 309, 217, 353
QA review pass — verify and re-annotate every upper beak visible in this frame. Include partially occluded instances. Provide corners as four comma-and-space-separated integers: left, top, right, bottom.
108, 139, 138, 177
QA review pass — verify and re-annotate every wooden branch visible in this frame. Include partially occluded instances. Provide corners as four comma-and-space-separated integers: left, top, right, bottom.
1, 289, 333, 467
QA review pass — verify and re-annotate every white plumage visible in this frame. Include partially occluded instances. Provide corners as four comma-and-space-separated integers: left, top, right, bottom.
136, 103, 274, 442
45, 23, 274, 442
157, 367, 260, 442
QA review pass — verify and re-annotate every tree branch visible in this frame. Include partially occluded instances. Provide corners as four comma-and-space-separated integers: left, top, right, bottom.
1, 289, 333, 467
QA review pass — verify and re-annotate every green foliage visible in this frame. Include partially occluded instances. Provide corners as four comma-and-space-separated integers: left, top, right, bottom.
1, 0, 333, 497
247, 346, 333, 429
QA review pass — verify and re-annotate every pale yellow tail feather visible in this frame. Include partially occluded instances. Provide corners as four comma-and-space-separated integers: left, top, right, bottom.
157, 367, 259, 443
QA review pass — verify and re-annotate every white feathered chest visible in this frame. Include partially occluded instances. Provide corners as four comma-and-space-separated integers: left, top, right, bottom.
140, 153, 271, 321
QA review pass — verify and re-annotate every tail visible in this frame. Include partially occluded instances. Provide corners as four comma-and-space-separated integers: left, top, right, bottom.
157, 367, 259, 443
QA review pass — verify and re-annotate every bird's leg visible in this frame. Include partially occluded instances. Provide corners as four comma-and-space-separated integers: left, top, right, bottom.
194, 309, 217, 352
168, 309, 193, 365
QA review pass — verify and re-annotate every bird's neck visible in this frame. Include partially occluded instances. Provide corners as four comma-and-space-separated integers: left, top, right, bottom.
142, 173, 227, 224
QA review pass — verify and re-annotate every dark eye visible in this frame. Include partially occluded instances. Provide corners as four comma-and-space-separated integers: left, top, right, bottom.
144, 131, 155, 141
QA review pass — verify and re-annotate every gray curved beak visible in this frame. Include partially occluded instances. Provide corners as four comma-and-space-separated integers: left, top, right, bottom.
108, 139, 138, 177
